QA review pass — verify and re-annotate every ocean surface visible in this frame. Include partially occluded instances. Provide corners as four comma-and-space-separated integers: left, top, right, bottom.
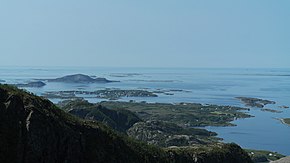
1, 66, 289, 155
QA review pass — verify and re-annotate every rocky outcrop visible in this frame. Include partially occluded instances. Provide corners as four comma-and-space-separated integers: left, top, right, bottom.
46, 74, 117, 83
127, 120, 216, 147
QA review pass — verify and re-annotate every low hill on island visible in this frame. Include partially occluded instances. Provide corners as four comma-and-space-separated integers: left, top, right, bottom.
16, 81, 46, 88
45, 74, 118, 83
0, 84, 252, 163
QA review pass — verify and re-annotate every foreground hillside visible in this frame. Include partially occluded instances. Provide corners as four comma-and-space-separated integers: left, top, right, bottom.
0, 84, 252, 163
270, 156, 290, 163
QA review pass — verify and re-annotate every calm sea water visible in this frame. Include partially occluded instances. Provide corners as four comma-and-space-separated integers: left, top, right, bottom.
1, 66, 289, 155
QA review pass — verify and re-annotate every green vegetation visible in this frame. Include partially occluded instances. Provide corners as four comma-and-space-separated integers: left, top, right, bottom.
58, 99, 218, 146
100, 101, 252, 127
59, 100, 253, 147
127, 120, 218, 147
0, 84, 253, 163
245, 149, 285, 162
58, 99, 253, 147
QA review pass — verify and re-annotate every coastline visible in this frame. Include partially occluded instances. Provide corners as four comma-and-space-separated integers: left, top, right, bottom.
279, 118, 290, 126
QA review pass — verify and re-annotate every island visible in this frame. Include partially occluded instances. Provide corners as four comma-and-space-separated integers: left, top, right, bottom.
236, 97, 276, 108
128, 79, 177, 83
279, 105, 289, 109
109, 73, 142, 77
42, 89, 158, 100
0, 80, 5, 83
16, 81, 46, 88
260, 108, 282, 113
280, 118, 290, 126
44, 74, 118, 83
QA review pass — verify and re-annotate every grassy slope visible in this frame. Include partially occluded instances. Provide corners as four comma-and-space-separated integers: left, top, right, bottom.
100, 101, 252, 127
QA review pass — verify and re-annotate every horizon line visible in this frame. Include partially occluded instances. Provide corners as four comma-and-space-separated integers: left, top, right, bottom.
0, 65, 289, 69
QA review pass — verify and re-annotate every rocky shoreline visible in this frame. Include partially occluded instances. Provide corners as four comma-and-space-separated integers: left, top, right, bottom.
280, 118, 290, 126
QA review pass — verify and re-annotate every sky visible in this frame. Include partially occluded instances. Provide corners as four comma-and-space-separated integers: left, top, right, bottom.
0, 0, 290, 68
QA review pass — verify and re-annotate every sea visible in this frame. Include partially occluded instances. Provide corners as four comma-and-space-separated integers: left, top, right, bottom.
1, 66, 289, 155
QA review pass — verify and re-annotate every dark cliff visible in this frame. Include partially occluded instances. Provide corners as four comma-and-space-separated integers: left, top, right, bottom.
59, 99, 141, 132
0, 85, 166, 163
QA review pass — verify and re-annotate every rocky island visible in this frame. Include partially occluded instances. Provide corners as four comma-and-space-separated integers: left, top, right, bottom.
279, 105, 289, 109
0, 84, 253, 163
261, 108, 282, 113
236, 97, 276, 108
44, 74, 118, 83
0, 80, 5, 83
280, 118, 290, 126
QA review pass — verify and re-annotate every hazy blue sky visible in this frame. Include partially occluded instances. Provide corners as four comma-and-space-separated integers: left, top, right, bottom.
1, 0, 289, 68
